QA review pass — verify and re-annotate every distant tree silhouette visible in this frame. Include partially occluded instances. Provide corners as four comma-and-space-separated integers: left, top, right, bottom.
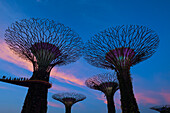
85, 73, 119, 113
150, 105, 170, 113
84, 25, 159, 113
52, 92, 86, 113
4, 18, 83, 113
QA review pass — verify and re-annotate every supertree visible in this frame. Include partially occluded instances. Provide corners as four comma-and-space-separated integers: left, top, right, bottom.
52, 92, 86, 113
1, 18, 83, 113
85, 73, 119, 113
150, 105, 170, 113
84, 25, 159, 113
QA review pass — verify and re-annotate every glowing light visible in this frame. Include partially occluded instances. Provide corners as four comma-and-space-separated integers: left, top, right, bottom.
30, 42, 61, 66
105, 47, 135, 68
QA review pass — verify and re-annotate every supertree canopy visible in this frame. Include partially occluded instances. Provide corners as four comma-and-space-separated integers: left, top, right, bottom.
3, 18, 83, 113
85, 73, 119, 113
52, 92, 86, 113
30, 42, 61, 68
84, 25, 159, 70
5, 18, 83, 73
150, 105, 170, 113
84, 25, 159, 113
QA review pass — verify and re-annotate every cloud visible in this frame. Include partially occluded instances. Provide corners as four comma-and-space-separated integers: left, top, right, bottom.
96, 93, 121, 109
48, 101, 63, 108
49, 84, 70, 93
95, 89, 170, 110
51, 69, 85, 86
0, 39, 85, 86
0, 40, 33, 71
0, 86, 8, 89
96, 94, 107, 104
159, 92, 170, 103
135, 93, 159, 105
135, 90, 170, 105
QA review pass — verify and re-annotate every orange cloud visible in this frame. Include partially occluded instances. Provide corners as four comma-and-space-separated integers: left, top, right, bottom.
0, 39, 85, 86
48, 101, 63, 108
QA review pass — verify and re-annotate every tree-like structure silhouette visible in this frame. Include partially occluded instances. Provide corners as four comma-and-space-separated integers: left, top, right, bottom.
2, 18, 83, 113
52, 92, 86, 113
85, 73, 119, 113
150, 105, 170, 113
84, 25, 159, 113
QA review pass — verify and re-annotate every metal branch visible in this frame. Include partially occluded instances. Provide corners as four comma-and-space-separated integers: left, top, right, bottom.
84, 25, 159, 70
85, 73, 119, 95
52, 92, 86, 106
5, 18, 83, 72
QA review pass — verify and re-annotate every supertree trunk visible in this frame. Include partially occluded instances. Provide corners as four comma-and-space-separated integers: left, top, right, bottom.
65, 105, 72, 113
21, 84, 48, 113
106, 95, 115, 113
116, 69, 139, 113
21, 70, 50, 113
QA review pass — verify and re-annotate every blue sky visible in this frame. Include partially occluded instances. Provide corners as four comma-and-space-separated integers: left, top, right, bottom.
0, 0, 170, 113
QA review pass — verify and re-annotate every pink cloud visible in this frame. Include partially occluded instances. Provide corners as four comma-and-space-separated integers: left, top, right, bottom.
48, 101, 63, 108
0, 40, 33, 71
49, 84, 70, 93
135, 92, 159, 105
51, 69, 85, 86
95, 93, 121, 109
134, 90, 170, 105
0, 40, 85, 86
96, 89, 169, 106
0, 86, 8, 89
96, 94, 107, 104
95, 90, 166, 109
159, 92, 170, 103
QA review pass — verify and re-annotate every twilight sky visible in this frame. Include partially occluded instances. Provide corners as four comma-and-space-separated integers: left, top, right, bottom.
0, 0, 170, 113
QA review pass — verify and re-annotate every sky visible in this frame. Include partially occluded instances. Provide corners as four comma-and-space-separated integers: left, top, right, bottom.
0, 0, 170, 113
